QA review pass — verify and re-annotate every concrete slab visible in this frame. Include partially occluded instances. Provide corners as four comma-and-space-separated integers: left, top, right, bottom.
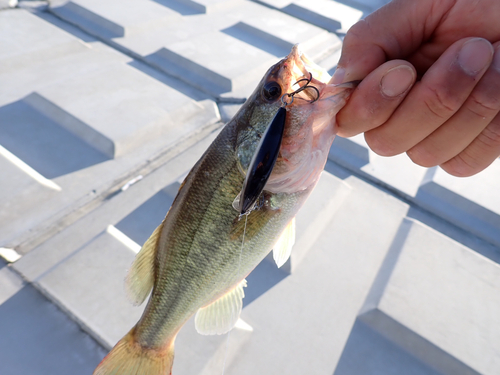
330, 134, 428, 197
360, 218, 500, 375
175, 0, 245, 14
147, 31, 276, 95
0, 95, 110, 176
0, 8, 86, 69
221, 11, 341, 59
281, 0, 363, 33
13, 129, 219, 282
416, 162, 500, 247
52, 0, 180, 38
335, 319, 442, 375
286, 171, 352, 272
50, 0, 344, 97
329, 134, 500, 251
256, 0, 389, 17
0, 146, 61, 205
37, 226, 145, 347
0, 8, 219, 253
0, 261, 106, 375
0, 260, 24, 305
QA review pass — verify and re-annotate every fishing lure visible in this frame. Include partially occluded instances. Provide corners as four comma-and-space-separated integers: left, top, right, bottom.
238, 73, 320, 215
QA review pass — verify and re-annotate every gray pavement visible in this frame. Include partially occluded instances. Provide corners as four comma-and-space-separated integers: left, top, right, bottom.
0, 259, 106, 375
1, 1, 500, 375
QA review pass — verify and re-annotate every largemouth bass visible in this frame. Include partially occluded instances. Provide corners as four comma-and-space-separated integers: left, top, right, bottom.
94, 45, 354, 375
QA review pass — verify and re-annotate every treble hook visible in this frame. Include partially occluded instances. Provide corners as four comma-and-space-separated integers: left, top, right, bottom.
289, 72, 320, 103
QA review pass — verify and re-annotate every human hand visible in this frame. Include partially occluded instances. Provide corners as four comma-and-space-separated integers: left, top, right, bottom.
332, 0, 500, 177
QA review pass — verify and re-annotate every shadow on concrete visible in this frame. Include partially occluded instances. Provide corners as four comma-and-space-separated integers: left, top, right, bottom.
221, 23, 290, 58
142, 48, 231, 97
152, 0, 204, 15
407, 205, 500, 265
334, 319, 442, 375
244, 254, 289, 307
115, 187, 177, 245
126, 59, 212, 101
0, 99, 109, 179
33, 7, 99, 43
0, 283, 105, 375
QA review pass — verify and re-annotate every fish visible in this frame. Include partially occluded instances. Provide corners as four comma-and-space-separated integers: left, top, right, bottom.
93, 45, 355, 375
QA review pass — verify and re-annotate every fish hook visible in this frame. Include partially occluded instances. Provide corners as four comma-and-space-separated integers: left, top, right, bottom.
289, 72, 320, 103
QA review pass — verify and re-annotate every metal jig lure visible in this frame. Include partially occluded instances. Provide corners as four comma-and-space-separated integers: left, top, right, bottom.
238, 73, 320, 215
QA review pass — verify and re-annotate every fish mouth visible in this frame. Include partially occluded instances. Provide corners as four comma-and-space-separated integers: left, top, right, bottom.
285, 45, 332, 88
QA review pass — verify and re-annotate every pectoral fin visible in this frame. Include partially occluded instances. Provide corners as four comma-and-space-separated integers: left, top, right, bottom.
125, 224, 162, 306
195, 279, 247, 335
273, 217, 295, 268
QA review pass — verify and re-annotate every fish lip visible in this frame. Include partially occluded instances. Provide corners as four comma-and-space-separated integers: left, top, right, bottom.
285, 44, 331, 86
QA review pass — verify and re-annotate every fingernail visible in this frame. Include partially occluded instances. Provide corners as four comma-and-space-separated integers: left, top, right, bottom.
457, 38, 493, 75
380, 65, 415, 98
493, 46, 500, 72
331, 67, 345, 84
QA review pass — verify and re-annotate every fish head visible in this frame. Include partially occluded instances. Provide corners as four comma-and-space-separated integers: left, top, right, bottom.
236, 45, 355, 194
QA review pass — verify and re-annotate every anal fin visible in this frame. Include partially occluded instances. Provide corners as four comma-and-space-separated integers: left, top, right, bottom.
195, 279, 247, 335
125, 223, 162, 306
273, 217, 295, 268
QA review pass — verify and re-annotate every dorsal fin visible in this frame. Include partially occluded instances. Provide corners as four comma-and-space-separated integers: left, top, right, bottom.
195, 279, 247, 335
273, 217, 295, 268
125, 224, 162, 306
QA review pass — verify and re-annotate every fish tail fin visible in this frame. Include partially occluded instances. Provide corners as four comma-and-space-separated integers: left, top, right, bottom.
93, 328, 175, 375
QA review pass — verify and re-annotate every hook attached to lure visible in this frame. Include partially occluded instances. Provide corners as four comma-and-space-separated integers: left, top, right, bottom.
237, 73, 320, 216
287, 72, 320, 102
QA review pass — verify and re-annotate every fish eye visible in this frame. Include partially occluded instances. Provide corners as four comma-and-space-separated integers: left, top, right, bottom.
262, 81, 282, 101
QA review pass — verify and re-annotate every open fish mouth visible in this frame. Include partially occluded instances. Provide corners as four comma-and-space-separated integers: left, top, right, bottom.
279, 45, 335, 104
286, 45, 332, 87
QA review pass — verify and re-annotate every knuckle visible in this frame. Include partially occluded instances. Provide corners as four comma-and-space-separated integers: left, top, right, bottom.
422, 85, 460, 120
364, 131, 398, 156
345, 20, 370, 42
466, 92, 500, 119
441, 155, 478, 178
477, 119, 500, 148
442, 119, 500, 177
336, 100, 381, 137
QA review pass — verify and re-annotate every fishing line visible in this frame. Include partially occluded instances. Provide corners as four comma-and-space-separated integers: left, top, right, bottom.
221, 214, 248, 375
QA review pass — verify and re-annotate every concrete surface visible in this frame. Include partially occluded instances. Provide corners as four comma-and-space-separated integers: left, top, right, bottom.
0, 259, 106, 375
1, 1, 500, 375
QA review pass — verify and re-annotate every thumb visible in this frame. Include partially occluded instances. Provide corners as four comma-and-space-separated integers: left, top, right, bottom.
330, 0, 449, 84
